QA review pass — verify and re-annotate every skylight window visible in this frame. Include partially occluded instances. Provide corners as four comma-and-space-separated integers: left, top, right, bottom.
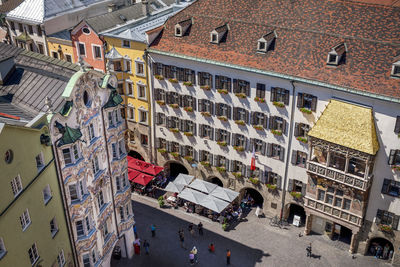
326, 43, 346, 66
256, 31, 276, 53
391, 61, 400, 78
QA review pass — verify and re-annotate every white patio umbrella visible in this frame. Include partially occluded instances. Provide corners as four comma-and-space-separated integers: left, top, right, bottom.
164, 182, 186, 193
174, 173, 195, 185
210, 187, 239, 202
188, 179, 218, 194
178, 188, 207, 204
199, 195, 230, 213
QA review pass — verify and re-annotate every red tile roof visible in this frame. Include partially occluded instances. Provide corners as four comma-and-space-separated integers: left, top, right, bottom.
150, 0, 400, 100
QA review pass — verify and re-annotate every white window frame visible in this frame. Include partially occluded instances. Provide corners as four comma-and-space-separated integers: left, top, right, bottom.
11, 175, 23, 197
42, 184, 52, 204
92, 44, 102, 60
51, 51, 59, 59
97, 190, 105, 210
257, 40, 267, 52
92, 155, 100, 175
77, 42, 86, 57
175, 25, 182, 37
126, 80, 134, 96
20, 209, 31, 231
118, 139, 125, 156
28, 243, 39, 265
50, 217, 59, 237
125, 59, 132, 73
391, 62, 400, 77
128, 106, 135, 121
88, 123, 95, 141
76, 213, 92, 238
36, 152, 45, 171
137, 82, 146, 100
57, 249, 65, 267
65, 53, 73, 63
135, 61, 145, 76
138, 109, 148, 125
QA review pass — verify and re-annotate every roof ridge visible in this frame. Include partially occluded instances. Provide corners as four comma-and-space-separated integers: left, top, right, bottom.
20, 49, 79, 72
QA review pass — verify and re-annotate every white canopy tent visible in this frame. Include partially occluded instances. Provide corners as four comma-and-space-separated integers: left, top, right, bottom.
199, 195, 230, 213
210, 187, 240, 202
178, 188, 207, 204
174, 174, 195, 185
188, 179, 218, 194
164, 182, 186, 193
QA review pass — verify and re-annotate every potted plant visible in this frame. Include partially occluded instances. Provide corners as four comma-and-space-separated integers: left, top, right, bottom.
184, 132, 193, 137
218, 116, 228, 122
222, 222, 229, 231
299, 107, 312, 114
217, 89, 229, 95
168, 78, 178, 83
184, 106, 193, 112
233, 172, 242, 178
392, 165, 400, 171
157, 148, 167, 154
273, 101, 285, 108
266, 184, 277, 190
235, 92, 247, 99
201, 111, 211, 117
217, 141, 227, 147
378, 224, 393, 234
254, 96, 265, 103
155, 75, 164, 80
216, 166, 226, 172
233, 146, 245, 152
200, 85, 210, 90
200, 161, 210, 167
249, 177, 260, 185
169, 128, 179, 133
184, 156, 193, 162
170, 152, 180, 158
296, 136, 308, 143
183, 81, 193, 86
290, 191, 303, 200
156, 100, 166, 106
158, 196, 165, 208
253, 125, 264, 131
271, 129, 282, 136
169, 103, 179, 109
235, 120, 245, 126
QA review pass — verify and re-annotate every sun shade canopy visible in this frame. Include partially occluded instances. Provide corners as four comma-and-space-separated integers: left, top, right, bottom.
199, 195, 230, 213
209, 187, 240, 202
188, 179, 218, 194
174, 173, 195, 185
164, 181, 186, 193
133, 173, 154, 186
178, 188, 207, 204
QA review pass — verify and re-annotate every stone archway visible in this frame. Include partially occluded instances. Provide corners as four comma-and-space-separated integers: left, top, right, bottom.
208, 176, 223, 187
128, 150, 144, 161
285, 203, 306, 225
367, 237, 394, 260
164, 160, 189, 179
240, 187, 264, 207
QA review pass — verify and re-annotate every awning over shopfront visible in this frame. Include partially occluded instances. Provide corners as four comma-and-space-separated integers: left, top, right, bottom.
133, 173, 154, 186
188, 179, 218, 194
127, 157, 151, 172
210, 187, 240, 202
128, 169, 141, 181
199, 195, 230, 213
178, 188, 207, 204
174, 173, 195, 185
142, 164, 163, 176
165, 181, 186, 193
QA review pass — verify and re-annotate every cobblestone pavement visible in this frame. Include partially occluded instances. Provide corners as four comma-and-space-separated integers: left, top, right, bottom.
111, 194, 390, 267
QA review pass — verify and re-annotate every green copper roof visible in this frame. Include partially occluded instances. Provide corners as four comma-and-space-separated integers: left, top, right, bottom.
59, 100, 73, 116
15, 32, 32, 42
103, 90, 123, 109
57, 124, 82, 147
62, 71, 85, 98
100, 74, 111, 88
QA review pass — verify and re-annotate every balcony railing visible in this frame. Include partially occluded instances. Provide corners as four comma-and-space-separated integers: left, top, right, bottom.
307, 162, 371, 191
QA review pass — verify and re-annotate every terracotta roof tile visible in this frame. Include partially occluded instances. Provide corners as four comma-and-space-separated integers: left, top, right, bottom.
150, 0, 400, 99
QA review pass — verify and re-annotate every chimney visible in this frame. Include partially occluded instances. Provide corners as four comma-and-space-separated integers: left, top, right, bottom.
175, 0, 180, 4
142, 0, 149, 16
108, 3, 116, 12
0, 56, 15, 85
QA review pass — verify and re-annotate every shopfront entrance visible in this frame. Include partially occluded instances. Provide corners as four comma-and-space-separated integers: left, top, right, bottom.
165, 161, 189, 179
367, 237, 394, 260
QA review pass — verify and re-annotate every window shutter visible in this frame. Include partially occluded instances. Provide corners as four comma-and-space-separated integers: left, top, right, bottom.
282, 119, 287, 135
245, 138, 250, 151
166, 117, 170, 128
225, 159, 230, 170
393, 215, 400, 230
375, 209, 383, 224
210, 74, 213, 89
193, 149, 198, 162
294, 123, 299, 137
267, 143, 272, 157
291, 150, 297, 165
192, 97, 196, 111
301, 183, 307, 196
260, 170, 266, 183
227, 132, 230, 145
233, 79, 238, 93
284, 89, 290, 105
279, 146, 285, 161
199, 125, 204, 137
381, 179, 389, 194
263, 114, 268, 128
388, 149, 396, 165
270, 87, 277, 102
250, 138, 255, 151
288, 179, 294, 191
156, 138, 160, 148
209, 154, 213, 165
297, 93, 304, 108
179, 145, 184, 155
193, 123, 197, 136
242, 165, 247, 177
166, 141, 171, 152
268, 116, 274, 129
198, 99, 203, 112
261, 142, 266, 155
311, 96, 317, 112
211, 102, 214, 115
179, 95, 184, 107
230, 160, 234, 172
245, 110, 249, 124
246, 82, 250, 97
227, 105, 232, 119
155, 113, 160, 125
179, 119, 184, 131
395, 116, 400, 134
232, 133, 236, 146
277, 175, 282, 189
215, 75, 220, 89
178, 68, 184, 81
215, 103, 220, 116
250, 112, 255, 125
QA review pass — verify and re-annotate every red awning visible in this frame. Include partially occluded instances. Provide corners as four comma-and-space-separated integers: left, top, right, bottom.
127, 156, 152, 172
133, 173, 154, 186
142, 164, 164, 176
128, 169, 141, 181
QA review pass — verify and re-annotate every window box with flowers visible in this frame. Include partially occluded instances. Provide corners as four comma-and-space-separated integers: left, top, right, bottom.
200, 85, 211, 90
184, 156, 193, 162
218, 116, 228, 122
156, 100, 166, 106
216, 166, 226, 173
184, 106, 193, 112
273, 101, 285, 108
232, 172, 242, 179
168, 78, 178, 83
217, 89, 229, 95
233, 146, 245, 152
184, 132, 193, 137
201, 111, 211, 117
266, 184, 277, 190
392, 166, 400, 171
169, 128, 179, 133
290, 192, 303, 200
217, 141, 227, 147
235, 120, 245, 126
271, 129, 282, 136
299, 107, 312, 114
378, 224, 393, 234
254, 96, 265, 103
169, 103, 179, 109
296, 136, 308, 144
235, 93, 247, 99
249, 177, 260, 185
200, 161, 210, 167
155, 75, 164, 80
183, 81, 193, 86
253, 125, 264, 131
170, 152, 180, 158
157, 148, 167, 154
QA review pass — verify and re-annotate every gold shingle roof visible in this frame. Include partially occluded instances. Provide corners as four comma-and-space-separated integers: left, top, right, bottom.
308, 100, 379, 155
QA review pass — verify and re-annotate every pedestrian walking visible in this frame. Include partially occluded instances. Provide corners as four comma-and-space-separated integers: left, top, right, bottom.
192, 246, 198, 263
208, 243, 215, 253
198, 222, 203, 236
151, 224, 156, 237
226, 249, 231, 265
188, 223, 194, 232
306, 243, 312, 257
375, 245, 382, 259
383, 244, 390, 259
179, 229, 186, 249
189, 251, 195, 265
143, 240, 150, 255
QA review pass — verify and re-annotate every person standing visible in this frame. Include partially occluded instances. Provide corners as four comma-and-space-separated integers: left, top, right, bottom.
143, 240, 150, 255
383, 244, 390, 259
189, 251, 195, 265
192, 246, 198, 263
151, 224, 156, 237
188, 223, 194, 233
198, 222, 203, 236
226, 249, 231, 265
179, 229, 186, 249
306, 243, 312, 257
208, 243, 215, 253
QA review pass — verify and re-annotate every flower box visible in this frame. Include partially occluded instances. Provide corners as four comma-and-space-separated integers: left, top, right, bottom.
217, 89, 229, 95
266, 184, 277, 190
169, 128, 179, 133
157, 148, 167, 154
155, 75, 164, 80
184, 156, 193, 161
273, 101, 285, 108
218, 116, 228, 122
217, 141, 227, 147
271, 129, 282, 136
232, 172, 242, 178
296, 136, 308, 144
300, 107, 312, 114
249, 177, 260, 185
254, 97, 265, 103
200, 85, 211, 90
290, 192, 303, 199
169, 152, 180, 158
200, 161, 210, 167
183, 106, 193, 112
233, 146, 245, 152
168, 78, 178, 83
156, 100, 166, 106
201, 111, 211, 117
169, 103, 179, 109
184, 132, 193, 137
183, 81, 193, 86
235, 120, 245, 126
253, 125, 264, 131
235, 92, 247, 99
378, 224, 393, 234
392, 165, 400, 171
216, 166, 226, 172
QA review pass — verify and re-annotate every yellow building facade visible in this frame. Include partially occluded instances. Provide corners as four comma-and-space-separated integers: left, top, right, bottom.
47, 30, 75, 63
0, 115, 74, 266
104, 36, 152, 162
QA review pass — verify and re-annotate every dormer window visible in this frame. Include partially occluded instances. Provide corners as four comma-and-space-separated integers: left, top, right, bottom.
211, 33, 218, 43
210, 24, 229, 44
174, 18, 192, 37
257, 31, 276, 53
391, 61, 400, 78
327, 43, 346, 66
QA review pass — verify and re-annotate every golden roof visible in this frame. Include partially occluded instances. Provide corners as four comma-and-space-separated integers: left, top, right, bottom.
308, 100, 379, 155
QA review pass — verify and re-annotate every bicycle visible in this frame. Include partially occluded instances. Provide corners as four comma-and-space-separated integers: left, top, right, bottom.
269, 215, 289, 228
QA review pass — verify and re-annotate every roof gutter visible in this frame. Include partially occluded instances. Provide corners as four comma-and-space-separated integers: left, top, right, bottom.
148, 49, 400, 104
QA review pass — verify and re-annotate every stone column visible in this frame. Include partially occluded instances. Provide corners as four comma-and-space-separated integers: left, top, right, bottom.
304, 214, 313, 235
349, 232, 358, 254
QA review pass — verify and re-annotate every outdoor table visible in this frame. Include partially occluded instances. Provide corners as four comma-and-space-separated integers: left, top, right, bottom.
167, 196, 176, 202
